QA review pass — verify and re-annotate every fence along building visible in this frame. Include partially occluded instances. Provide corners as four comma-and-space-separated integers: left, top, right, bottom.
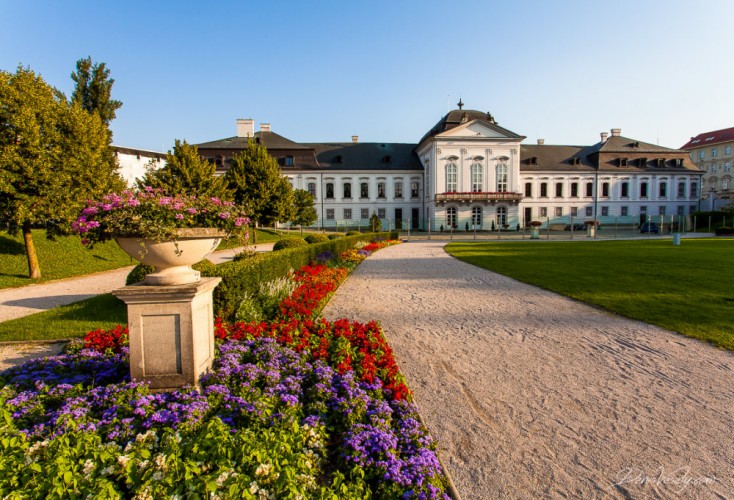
196, 104, 703, 230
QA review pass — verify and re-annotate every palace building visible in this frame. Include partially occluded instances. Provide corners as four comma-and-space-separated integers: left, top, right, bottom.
196, 102, 703, 230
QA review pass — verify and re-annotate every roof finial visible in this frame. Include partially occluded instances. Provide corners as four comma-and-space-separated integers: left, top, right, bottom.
457, 98, 464, 110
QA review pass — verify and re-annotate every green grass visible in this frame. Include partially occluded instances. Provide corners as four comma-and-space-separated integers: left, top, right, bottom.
0, 230, 135, 289
0, 294, 127, 342
445, 239, 734, 350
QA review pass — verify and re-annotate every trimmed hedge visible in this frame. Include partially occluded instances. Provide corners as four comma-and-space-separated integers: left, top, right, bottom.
125, 259, 216, 286
715, 226, 734, 235
203, 231, 397, 320
346, 231, 362, 236
304, 234, 330, 244
327, 233, 343, 240
273, 236, 308, 251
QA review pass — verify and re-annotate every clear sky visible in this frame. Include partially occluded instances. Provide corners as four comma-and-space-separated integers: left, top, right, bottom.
2, 0, 732, 152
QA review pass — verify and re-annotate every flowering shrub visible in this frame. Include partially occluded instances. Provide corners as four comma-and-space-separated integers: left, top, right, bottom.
73, 187, 249, 247
82, 325, 129, 353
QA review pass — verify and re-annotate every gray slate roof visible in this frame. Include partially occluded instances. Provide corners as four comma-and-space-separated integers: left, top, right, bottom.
307, 142, 422, 171
419, 109, 525, 145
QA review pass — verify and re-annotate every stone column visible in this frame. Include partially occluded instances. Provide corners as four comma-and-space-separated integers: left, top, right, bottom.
113, 277, 221, 391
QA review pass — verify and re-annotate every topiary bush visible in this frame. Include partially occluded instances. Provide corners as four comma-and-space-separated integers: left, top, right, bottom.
346, 231, 361, 236
327, 233, 343, 240
304, 234, 329, 244
273, 236, 308, 251
715, 226, 734, 235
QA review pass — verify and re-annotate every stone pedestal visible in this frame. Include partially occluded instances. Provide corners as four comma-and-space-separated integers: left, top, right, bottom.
113, 277, 221, 391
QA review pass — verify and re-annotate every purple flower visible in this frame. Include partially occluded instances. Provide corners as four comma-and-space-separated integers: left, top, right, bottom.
219, 212, 230, 219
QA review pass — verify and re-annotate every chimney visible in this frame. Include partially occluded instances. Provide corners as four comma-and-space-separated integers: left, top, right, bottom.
351, 135, 359, 143
610, 128, 621, 137
260, 123, 271, 133
236, 118, 254, 138
600, 132, 609, 143
537, 138, 545, 145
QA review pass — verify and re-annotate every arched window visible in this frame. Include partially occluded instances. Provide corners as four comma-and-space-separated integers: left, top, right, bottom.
471, 163, 483, 192
496, 163, 508, 192
496, 206, 507, 226
446, 163, 457, 192
471, 206, 482, 227
723, 177, 730, 190
446, 207, 457, 228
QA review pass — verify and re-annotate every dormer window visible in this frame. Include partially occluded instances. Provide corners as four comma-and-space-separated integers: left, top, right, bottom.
570, 157, 581, 165
529, 157, 538, 165
638, 158, 647, 167
657, 158, 665, 168
334, 155, 343, 164
619, 158, 628, 167
284, 156, 294, 166
676, 158, 683, 167
382, 155, 391, 164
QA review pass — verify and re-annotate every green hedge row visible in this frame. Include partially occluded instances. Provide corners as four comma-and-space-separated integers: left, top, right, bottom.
202, 231, 398, 321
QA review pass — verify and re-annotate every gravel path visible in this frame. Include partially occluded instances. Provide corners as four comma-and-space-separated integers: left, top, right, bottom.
322, 240, 734, 499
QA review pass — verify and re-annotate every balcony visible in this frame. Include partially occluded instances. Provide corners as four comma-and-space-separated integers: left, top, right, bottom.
435, 192, 524, 204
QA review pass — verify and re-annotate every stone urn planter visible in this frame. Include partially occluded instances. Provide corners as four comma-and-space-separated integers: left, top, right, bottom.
116, 228, 225, 285
585, 222, 597, 238
528, 221, 542, 239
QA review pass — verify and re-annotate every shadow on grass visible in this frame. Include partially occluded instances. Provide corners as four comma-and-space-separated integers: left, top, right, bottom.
0, 235, 25, 256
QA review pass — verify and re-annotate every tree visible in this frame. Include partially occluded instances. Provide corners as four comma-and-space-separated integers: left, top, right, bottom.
0, 66, 125, 278
225, 139, 294, 242
70, 56, 122, 125
138, 139, 232, 200
290, 189, 317, 235
369, 212, 382, 232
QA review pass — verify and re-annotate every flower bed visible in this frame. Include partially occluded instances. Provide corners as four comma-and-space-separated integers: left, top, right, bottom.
0, 238, 450, 498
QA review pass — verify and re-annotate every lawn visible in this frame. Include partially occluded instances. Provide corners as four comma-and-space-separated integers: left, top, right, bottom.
445, 238, 734, 350
0, 228, 280, 289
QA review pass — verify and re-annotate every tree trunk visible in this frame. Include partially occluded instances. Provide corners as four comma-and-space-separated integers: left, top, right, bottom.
253, 222, 258, 245
22, 221, 42, 279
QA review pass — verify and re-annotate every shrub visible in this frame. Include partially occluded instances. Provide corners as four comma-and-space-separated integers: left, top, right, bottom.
715, 226, 734, 235
346, 231, 361, 236
327, 233, 343, 239
368, 212, 382, 232
304, 233, 329, 244
273, 236, 308, 251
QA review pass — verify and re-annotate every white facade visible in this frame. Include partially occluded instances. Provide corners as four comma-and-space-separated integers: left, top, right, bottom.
113, 146, 166, 187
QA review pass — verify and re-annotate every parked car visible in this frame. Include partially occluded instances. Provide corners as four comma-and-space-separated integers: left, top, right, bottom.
640, 222, 659, 234
564, 223, 586, 231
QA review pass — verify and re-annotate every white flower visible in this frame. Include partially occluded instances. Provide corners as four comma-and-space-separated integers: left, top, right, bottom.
139, 459, 150, 471
100, 466, 114, 476
117, 455, 130, 468
154, 454, 166, 470
216, 471, 230, 487
152, 471, 163, 481
255, 463, 272, 477
82, 459, 95, 475
249, 481, 259, 494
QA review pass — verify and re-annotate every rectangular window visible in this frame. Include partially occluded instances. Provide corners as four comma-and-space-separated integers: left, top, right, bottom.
601, 206, 609, 216
659, 182, 667, 197
360, 182, 369, 198
571, 182, 578, 197
360, 208, 369, 219
307, 182, 316, 198
585, 207, 593, 216
411, 181, 419, 198
690, 182, 698, 198
325, 182, 334, 199
540, 183, 548, 197
640, 182, 648, 198
570, 206, 578, 217
621, 206, 628, 216
539, 207, 547, 217
585, 182, 593, 197
725, 145, 732, 156
677, 205, 685, 216
343, 183, 351, 198
554, 207, 563, 217
689, 205, 696, 214
377, 182, 386, 199
640, 205, 647, 215
394, 182, 403, 198
377, 208, 386, 219
555, 182, 563, 197
659, 206, 666, 215
343, 208, 352, 220
621, 182, 629, 198
677, 182, 685, 197
525, 182, 532, 197
712, 148, 718, 158
602, 182, 610, 197
326, 209, 335, 220
699, 150, 705, 160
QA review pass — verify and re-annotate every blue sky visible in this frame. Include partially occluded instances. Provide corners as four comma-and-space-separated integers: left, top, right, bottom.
2, 0, 732, 152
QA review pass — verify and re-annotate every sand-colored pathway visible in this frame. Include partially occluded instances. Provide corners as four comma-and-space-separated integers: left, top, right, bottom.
322, 240, 734, 499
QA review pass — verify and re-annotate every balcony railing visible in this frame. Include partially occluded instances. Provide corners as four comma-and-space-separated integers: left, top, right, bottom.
435, 192, 523, 203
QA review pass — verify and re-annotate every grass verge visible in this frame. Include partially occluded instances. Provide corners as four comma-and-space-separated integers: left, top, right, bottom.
0, 294, 126, 342
445, 238, 734, 350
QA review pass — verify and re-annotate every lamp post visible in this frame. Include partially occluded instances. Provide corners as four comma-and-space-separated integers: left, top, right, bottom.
593, 165, 599, 238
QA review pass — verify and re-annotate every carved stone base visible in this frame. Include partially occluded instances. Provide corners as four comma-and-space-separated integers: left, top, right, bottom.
113, 277, 221, 391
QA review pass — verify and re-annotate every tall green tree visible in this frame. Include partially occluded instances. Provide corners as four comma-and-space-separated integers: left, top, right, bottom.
138, 139, 232, 200
70, 56, 122, 125
0, 66, 125, 278
225, 140, 294, 242
290, 189, 317, 235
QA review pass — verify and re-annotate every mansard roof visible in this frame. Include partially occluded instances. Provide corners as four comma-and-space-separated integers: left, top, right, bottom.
308, 142, 422, 171
680, 126, 734, 150
418, 109, 524, 145
196, 130, 313, 150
